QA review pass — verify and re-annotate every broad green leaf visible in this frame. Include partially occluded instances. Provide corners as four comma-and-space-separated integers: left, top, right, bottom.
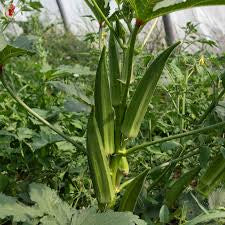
17, 127, 34, 140
221, 147, 225, 158
165, 167, 200, 207
109, 30, 122, 106
0, 34, 34, 65
64, 99, 91, 113
49, 81, 93, 106
185, 210, 225, 225
95, 47, 115, 155
121, 42, 180, 138
0, 194, 42, 223
87, 111, 115, 205
209, 189, 225, 209
71, 208, 147, 225
55, 64, 94, 76
159, 205, 170, 224
13, 35, 36, 51
0, 174, 9, 192
0, 45, 34, 65
29, 183, 72, 224
0, 183, 146, 225
29, 1, 43, 11
119, 169, 149, 212
160, 141, 181, 152
85, 0, 110, 23
124, 0, 225, 22
199, 146, 210, 168
197, 153, 225, 197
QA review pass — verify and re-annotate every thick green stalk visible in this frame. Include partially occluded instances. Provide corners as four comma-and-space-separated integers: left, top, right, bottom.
147, 150, 200, 175
121, 24, 140, 110
147, 148, 199, 190
90, 0, 125, 49
0, 72, 85, 152
197, 89, 225, 124
140, 18, 158, 52
125, 121, 225, 155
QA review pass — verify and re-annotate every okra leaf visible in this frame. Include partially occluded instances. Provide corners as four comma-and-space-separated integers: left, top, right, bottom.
124, 0, 225, 23
185, 210, 225, 225
119, 169, 149, 212
197, 153, 225, 197
84, 0, 110, 24
0, 34, 34, 65
165, 167, 201, 207
121, 42, 180, 138
95, 47, 115, 155
159, 205, 170, 224
0, 174, 9, 192
199, 146, 210, 168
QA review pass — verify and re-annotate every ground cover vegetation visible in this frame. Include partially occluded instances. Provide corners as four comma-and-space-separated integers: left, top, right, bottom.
0, 0, 225, 224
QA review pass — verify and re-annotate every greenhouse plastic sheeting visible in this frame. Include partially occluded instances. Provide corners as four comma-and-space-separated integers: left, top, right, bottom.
170, 6, 225, 50
14, 0, 225, 50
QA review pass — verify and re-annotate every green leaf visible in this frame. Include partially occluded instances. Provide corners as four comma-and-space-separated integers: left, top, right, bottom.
159, 205, 170, 224
220, 147, 225, 159
87, 111, 115, 205
184, 210, 225, 225
119, 169, 149, 212
71, 208, 147, 225
49, 81, 93, 106
0, 35, 34, 65
0, 174, 9, 192
124, 0, 225, 22
29, 183, 72, 224
55, 64, 94, 76
197, 153, 225, 196
160, 141, 181, 152
94, 47, 115, 155
199, 146, 210, 168
0, 183, 146, 225
0, 194, 42, 223
17, 128, 34, 140
165, 167, 201, 207
64, 99, 91, 113
12, 35, 36, 52
109, 30, 122, 106
29, 1, 43, 11
209, 189, 225, 209
85, 0, 110, 23
121, 42, 180, 138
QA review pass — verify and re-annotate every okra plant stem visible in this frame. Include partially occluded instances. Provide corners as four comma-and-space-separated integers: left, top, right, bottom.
0, 72, 85, 153
90, 0, 125, 49
147, 149, 200, 175
197, 88, 225, 125
125, 121, 225, 155
121, 24, 140, 109
140, 18, 159, 52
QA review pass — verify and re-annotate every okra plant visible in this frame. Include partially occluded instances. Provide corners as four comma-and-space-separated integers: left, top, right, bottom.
0, 0, 225, 218
83, 0, 225, 211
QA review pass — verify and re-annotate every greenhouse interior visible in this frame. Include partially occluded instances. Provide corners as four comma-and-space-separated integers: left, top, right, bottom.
0, 0, 225, 224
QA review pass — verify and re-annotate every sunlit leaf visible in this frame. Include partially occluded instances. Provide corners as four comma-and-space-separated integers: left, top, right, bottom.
119, 169, 149, 212
124, 0, 225, 22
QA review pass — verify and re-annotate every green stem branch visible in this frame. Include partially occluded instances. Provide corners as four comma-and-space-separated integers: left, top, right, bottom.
197, 89, 225, 125
0, 72, 85, 152
125, 121, 225, 155
121, 25, 140, 108
90, 0, 125, 49
147, 150, 200, 176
